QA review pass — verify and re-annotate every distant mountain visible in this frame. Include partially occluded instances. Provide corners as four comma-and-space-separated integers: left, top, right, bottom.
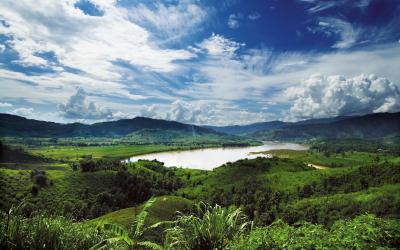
293, 115, 355, 126
0, 114, 219, 137
1, 112, 399, 141
253, 112, 400, 141
206, 116, 354, 135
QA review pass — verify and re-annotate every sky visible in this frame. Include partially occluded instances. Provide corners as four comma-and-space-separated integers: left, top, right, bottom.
0, 0, 399, 125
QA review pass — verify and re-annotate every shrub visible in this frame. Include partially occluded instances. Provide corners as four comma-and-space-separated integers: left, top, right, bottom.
33, 174, 48, 186
165, 203, 250, 250
30, 169, 49, 187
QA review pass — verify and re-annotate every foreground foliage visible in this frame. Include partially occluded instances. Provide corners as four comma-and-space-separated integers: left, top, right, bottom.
0, 205, 106, 250
91, 197, 163, 250
1, 203, 399, 250
230, 214, 400, 250
165, 203, 250, 250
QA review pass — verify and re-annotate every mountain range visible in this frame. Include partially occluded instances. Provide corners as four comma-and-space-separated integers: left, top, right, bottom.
0, 112, 399, 141
0, 114, 219, 137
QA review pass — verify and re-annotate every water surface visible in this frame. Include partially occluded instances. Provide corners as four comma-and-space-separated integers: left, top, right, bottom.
127, 142, 307, 170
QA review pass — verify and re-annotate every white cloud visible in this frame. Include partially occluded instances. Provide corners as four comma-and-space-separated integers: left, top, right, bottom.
0, 102, 12, 107
197, 33, 244, 57
11, 107, 34, 117
58, 88, 114, 120
127, 1, 208, 43
248, 12, 261, 21
0, 0, 201, 122
0, 0, 194, 78
0, 44, 5, 53
299, 0, 372, 13
176, 40, 400, 120
1, 1, 399, 125
312, 17, 359, 49
285, 74, 400, 120
227, 13, 242, 29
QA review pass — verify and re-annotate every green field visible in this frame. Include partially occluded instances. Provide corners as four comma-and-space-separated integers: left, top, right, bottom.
0, 167, 116, 214
30, 144, 178, 161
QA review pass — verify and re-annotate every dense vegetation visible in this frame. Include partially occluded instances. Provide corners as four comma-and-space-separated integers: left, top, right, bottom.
1, 203, 399, 249
1, 113, 400, 249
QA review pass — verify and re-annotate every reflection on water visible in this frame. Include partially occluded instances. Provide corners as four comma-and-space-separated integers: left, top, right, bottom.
127, 142, 307, 170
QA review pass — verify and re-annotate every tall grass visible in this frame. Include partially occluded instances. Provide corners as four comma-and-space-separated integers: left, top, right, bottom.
0, 204, 106, 250
165, 203, 250, 250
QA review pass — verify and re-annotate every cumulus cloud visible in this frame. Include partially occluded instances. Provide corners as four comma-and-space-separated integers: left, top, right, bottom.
285, 74, 400, 120
0, 102, 12, 107
58, 88, 114, 120
140, 100, 271, 126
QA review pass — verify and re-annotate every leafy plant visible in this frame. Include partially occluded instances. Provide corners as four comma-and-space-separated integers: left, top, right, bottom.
165, 203, 250, 250
90, 197, 164, 250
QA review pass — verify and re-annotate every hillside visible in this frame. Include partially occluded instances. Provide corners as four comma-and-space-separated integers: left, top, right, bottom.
0, 142, 47, 163
1, 145, 399, 249
90, 196, 192, 228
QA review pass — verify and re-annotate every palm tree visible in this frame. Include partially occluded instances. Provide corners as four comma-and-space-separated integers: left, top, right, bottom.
90, 197, 164, 250
164, 203, 250, 250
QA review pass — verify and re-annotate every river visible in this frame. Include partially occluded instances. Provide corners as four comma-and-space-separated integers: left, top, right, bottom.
126, 142, 307, 170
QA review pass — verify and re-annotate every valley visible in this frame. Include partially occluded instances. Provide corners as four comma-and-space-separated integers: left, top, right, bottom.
0, 112, 399, 249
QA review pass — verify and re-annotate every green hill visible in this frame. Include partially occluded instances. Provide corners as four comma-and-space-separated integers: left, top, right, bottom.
90, 195, 192, 228
0, 141, 47, 163
177, 155, 400, 225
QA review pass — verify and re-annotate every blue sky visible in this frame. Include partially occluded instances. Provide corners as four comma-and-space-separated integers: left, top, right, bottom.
0, 0, 399, 125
